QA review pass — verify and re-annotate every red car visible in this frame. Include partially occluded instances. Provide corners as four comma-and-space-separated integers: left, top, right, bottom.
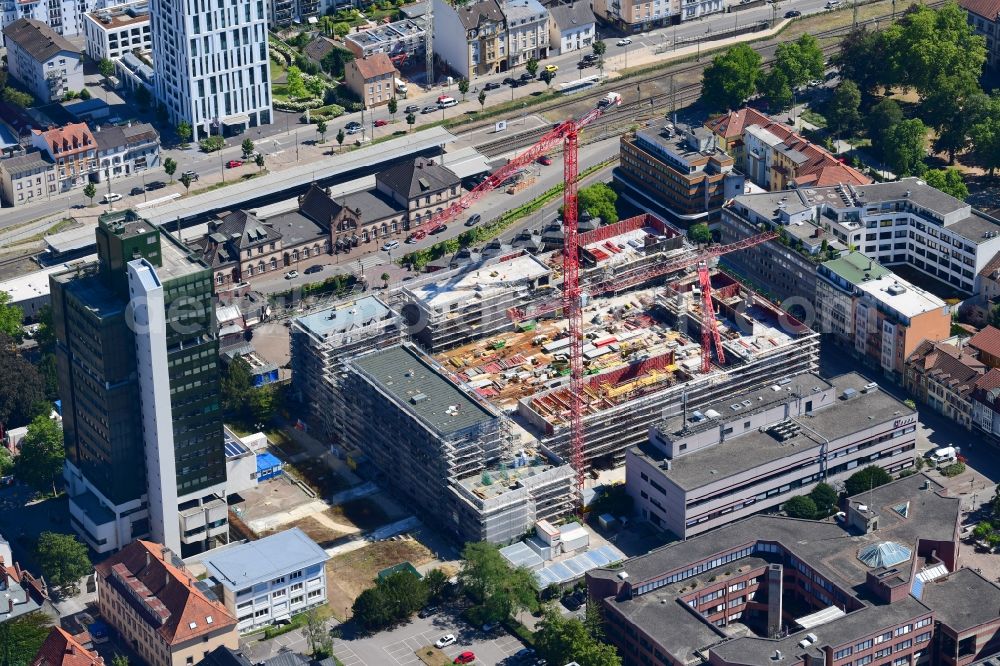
374, 119, 389, 127
454, 652, 476, 665
538, 155, 553, 166
226, 160, 243, 168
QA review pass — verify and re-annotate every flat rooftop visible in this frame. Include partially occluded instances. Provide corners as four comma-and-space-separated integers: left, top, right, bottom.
922, 567, 1000, 633
203, 527, 328, 591
86, 2, 150, 28
293, 295, 394, 340
351, 344, 498, 436
820, 250, 892, 285
854, 274, 946, 318
408, 252, 550, 311
455, 452, 568, 500
651, 373, 913, 491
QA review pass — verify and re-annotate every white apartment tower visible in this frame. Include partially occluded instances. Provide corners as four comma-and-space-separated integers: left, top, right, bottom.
150, 0, 272, 141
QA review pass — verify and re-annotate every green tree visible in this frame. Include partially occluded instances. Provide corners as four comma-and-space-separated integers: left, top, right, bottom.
352, 586, 394, 629
241, 138, 255, 159
320, 47, 355, 79
971, 94, 1000, 177
534, 607, 621, 666
577, 182, 618, 224
255, 153, 265, 172
162, 156, 177, 183
844, 465, 893, 497
0, 611, 53, 666
304, 608, 333, 658
406, 112, 416, 132
199, 135, 225, 152
687, 223, 712, 244
0, 339, 46, 430
222, 358, 275, 427
836, 27, 892, 96
35, 532, 91, 594
78, 88, 92, 101
98, 58, 115, 85
592, 40, 606, 59
380, 272, 390, 288
701, 44, 762, 112
460, 542, 537, 623
2, 87, 34, 108
866, 97, 904, 163
287, 66, 307, 98
336, 128, 346, 150
333, 21, 351, 39
758, 68, 793, 111
828, 80, 862, 138
774, 33, 825, 88
423, 568, 448, 601
458, 78, 470, 101
83, 182, 97, 206
16, 415, 63, 495
350, 570, 428, 631
783, 495, 817, 519
923, 78, 989, 163
526, 58, 539, 77
112, 654, 130, 666
387, 97, 397, 121
177, 120, 193, 145
179, 172, 194, 195
0, 447, 13, 477
885, 118, 928, 176
540, 69, 555, 87
809, 482, 839, 517
134, 85, 150, 110
924, 168, 969, 200
478, 89, 487, 111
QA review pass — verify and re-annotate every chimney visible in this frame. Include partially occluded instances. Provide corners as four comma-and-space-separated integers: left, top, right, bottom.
7, 598, 13, 614
145, 550, 150, 568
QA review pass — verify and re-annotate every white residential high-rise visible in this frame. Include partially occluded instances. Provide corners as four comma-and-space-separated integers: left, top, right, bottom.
1, 0, 128, 36
150, 0, 272, 141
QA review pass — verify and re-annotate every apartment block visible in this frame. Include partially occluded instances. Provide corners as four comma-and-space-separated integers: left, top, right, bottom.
588, 473, 999, 666
344, 18, 427, 61
343, 53, 398, 109
432, 0, 508, 79
970, 369, 1000, 440
96, 540, 238, 666
905, 339, 983, 429
627, 373, 917, 538
616, 122, 744, 225
0, 151, 56, 207
52, 210, 227, 556
267, 0, 319, 28
93, 122, 160, 182
505, 0, 549, 68
30, 123, 98, 193
2, 19, 84, 102
202, 528, 329, 632
548, 1, 595, 55
1, 0, 128, 37
83, 2, 151, 60
289, 295, 402, 446
593, 0, 675, 32
959, 0, 1000, 72
150, 0, 272, 140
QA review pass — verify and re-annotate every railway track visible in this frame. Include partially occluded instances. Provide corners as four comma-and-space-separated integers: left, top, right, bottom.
474, 1, 944, 157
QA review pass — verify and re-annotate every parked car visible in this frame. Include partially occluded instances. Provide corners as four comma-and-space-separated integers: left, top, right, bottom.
404, 104, 420, 113
421, 106, 438, 114
928, 446, 958, 465
304, 265, 323, 274
345, 121, 362, 130
181, 170, 199, 180
226, 160, 243, 168
417, 606, 437, 619
538, 155, 553, 166
381, 240, 400, 251
616, 37, 632, 46
584, 53, 600, 62
374, 119, 389, 127
465, 214, 481, 227
430, 224, 448, 235
284, 270, 298, 279
435, 635, 457, 649
785, 9, 801, 16
484, 81, 502, 91
130, 187, 144, 196
346, 125, 363, 135
454, 652, 476, 665
102, 192, 123, 203
544, 64, 559, 73
146, 180, 165, 190
520, 72, 535, 81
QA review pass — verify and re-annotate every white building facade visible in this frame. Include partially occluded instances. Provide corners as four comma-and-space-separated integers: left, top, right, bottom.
2, 18, 85, 102
150, 0, 273, 141
1, 0, 128, 36
505, 0, 548, 67
83, 2, 151, 61
547, 1, 595, 55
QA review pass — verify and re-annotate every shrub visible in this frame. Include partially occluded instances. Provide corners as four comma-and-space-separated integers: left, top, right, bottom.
940, 462, 966, 477
199, 136, 225, 152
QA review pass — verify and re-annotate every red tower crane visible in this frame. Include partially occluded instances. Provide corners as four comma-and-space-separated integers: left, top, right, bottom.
697, 261, 726, 374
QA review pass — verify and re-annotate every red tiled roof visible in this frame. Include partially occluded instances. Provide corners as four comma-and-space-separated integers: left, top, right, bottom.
908, 340, 984, 398
95, 541, 235, 646
975, 368, 1000, 392
958, 0, 1000, 20
969, 326, 1000, 358
32, 627, 103, 666
979, 251, 1000, 279
351, 53, 397, 80
31, 122, 95, 155
704, 108, 775, 140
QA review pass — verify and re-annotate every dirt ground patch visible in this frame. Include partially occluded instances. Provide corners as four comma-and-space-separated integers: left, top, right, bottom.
325, 538, 436, 619
284, 456, 352, 497
325, 498, 393, 532
266, 515, 349, 547
416, 646, 452, 666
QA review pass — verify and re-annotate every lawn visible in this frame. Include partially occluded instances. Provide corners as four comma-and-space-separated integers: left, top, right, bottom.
324, 539, 435, 619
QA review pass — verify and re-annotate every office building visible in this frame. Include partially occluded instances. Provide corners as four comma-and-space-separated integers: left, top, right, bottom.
504, 0, 549, 68
290, 295, 403, 446
96, 540, 238, 666
588, 473, 1000, 666
626, 372, 917, 538
548, 1, 595, 55
202, 528, 329, 632
51, 209, 227, 557
2, 19, 84, 102
432, 0, 508, 79
83, 2, 151, 61
150, 0, 272, 141
616, 122, 745, 225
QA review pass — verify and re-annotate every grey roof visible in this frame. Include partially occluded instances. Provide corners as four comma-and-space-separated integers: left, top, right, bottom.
350, 344, 497, 436
263, 211, 328, 247
294, 295, 394, 338
504, 0, 547, 23
548, 0, 595, 29
948, 211, 1000, 244
400, 1, 429, 17
376, 157, 460, 201
2, 18, 78, 63
341, 189, 407, 221
453, 0, 506, 32
203, 527, 329, 591
94, 122, 159, 151
197, 647, 253, 666
0, 150, 53, 175
854, 177, 969, 216
920, 567, 1000, 633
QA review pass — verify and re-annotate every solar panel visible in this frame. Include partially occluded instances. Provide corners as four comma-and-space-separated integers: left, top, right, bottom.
224, 440, 249, 458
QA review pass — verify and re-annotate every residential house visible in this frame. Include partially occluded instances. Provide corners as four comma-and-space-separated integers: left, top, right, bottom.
616, 122, 745, 225
969, 325, 1000, 368
375, 156, 462, 227
505, 0, 549, 69
31, 627, 104, 666
959, 0, 1000, 73
970, 368, 1000, 440
93, 122, 160, 182
95, 540, 238, 666
905, 339, 984, 429
548, 1, 595, 55
201, 528, 329, 632
433, 0, 508, 79
0, 548, 54, 624
2, 19, 84, 102
593, 0, 675, 32
30, 123, 98, 192
344, 19, 427, 65
343, 53, 398, 109
83, 2, 151, 61
0, 151, 56, 207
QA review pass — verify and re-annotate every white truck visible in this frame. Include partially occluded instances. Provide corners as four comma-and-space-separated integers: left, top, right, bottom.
395, 78, 408, 95
598, 92, 622, 109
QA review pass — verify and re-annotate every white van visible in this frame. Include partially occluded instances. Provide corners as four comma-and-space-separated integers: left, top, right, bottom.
395, 78, 408, 95
928, 446, 958, 464
438, 96, 458, 109
825, 1, 840, 8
